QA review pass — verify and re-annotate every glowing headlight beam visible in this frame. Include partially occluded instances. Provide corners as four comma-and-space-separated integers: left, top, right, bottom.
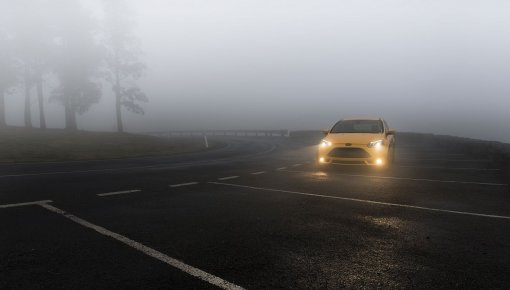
320, 139, 332, 147
368, 139, 384, 148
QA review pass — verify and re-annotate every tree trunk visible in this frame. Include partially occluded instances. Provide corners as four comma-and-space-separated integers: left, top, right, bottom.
0, 88, 5, 127
35, 72, 46, 129
64, 94, 77, 130
115, 88, 123, 132
114, 63, 123, 133
24, 65, 32, 128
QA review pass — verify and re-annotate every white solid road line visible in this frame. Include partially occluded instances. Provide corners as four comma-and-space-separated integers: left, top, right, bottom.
399, 158, 488, 162
0, 144, 279, 180
282, 170, 508, 186
396, 165, 501, 171
218, 176, 240, 181
0, 167, 155, 179
97, 190, 141, 197
398, 153, 466, 157
0, 200, 52, 208
251, 171, 266, 175
38, 203, 244, 290
169, 182, 199, 188
209, 182, 510, 220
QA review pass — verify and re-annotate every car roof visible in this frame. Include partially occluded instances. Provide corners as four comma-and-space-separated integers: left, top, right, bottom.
341, 117, 382, 121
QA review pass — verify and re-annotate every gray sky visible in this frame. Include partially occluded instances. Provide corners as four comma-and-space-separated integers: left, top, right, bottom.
4, 0, 510, 142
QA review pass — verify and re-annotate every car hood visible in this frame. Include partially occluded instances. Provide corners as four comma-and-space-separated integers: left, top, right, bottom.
325, 133, 384, 145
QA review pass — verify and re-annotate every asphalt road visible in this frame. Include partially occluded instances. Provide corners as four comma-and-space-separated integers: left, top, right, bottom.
1, 136, 510, 289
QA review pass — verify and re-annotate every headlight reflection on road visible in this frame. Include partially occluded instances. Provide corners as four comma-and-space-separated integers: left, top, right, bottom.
312, 171, 328, 178
363, 216, 405, 230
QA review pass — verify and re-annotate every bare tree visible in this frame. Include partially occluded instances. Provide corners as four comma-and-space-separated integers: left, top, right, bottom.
0, 31, 17, 127
7, 0, 57, 129
34, 67, 47, 129
51, 0, 103, 130
9, 1, 34, 128
31, 7, 55, 130
103, 0, 147, 133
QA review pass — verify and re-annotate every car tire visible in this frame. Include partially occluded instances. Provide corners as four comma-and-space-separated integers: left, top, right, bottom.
385, 145, 396, 168
315, 160, 328, 171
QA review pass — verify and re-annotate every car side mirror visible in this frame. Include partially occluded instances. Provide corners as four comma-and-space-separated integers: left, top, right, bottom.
322, 130, 329, 136
386, 129, 396, 136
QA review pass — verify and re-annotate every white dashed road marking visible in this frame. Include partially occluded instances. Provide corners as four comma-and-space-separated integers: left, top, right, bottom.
251, 171, 266, 175
282, 170, 508, 186
97, 190, 142, 197
38, 202, 244, 290
209, 182, 510, 220
218, 176, 240, 181
292, 164, 302, 167
276, 167, 287, 170
0, 200, 52, 208
169, 182, 199, 188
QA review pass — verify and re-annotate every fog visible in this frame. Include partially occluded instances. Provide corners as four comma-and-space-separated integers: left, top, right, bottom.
1, 0, 510, 142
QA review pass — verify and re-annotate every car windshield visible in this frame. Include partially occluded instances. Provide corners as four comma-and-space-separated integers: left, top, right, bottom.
330, 120, 383, 133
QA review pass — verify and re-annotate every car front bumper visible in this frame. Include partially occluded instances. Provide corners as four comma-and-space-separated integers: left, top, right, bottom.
317, 144, 389, 166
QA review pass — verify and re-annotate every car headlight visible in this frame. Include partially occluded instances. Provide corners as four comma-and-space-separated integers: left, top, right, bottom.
368, 139, 384, 148
320, 139, 332, 148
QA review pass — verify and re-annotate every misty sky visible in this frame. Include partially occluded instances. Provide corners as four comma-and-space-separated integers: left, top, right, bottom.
5, 0, 510, 142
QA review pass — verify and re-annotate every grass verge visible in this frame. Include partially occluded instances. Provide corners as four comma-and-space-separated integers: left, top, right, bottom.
0, 127, 216, 163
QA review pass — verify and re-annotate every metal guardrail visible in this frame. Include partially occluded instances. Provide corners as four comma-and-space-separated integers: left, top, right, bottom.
144, 129, 289, 138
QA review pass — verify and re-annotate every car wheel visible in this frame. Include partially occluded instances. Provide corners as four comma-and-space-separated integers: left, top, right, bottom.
385, 145, 395, 168
315, 160, 329, 171
390, 145, 396, 164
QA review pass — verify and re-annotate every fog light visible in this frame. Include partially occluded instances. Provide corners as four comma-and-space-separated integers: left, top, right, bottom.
319, 157, 325, 163
375, 158, 383, 165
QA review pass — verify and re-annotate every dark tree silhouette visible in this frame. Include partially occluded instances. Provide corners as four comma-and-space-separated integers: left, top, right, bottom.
7, 0, 57, 129
30, 7, 56, 130
51, 0, 103, 130
103, 0, 147, 133
0, 32, 17, 127
34, 66, 47, 129
9, 1, 36, 128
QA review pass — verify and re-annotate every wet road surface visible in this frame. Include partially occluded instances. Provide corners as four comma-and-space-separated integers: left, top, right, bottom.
1, 136, 509, 289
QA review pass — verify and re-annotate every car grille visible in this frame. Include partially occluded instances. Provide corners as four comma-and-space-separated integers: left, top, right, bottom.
332, 160, 366, 165
328, 148, 371, 158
